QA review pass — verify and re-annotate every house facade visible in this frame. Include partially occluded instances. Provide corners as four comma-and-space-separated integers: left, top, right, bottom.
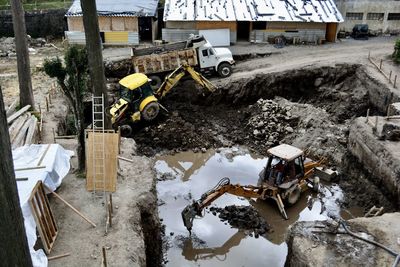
163, 0, 344, 45
65, 0, 159, 45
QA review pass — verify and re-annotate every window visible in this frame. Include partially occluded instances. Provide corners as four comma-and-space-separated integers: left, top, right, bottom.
209, 49, 214, 55
367, 13, 384, 20
252, 21, 267, 30
346, 12, 363, 20
388, 13, 400, 20
202, 50, 208, 56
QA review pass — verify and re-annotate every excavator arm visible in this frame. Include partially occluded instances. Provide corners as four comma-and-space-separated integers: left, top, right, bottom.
155, 63, 218, 99
181, 178, 265, 233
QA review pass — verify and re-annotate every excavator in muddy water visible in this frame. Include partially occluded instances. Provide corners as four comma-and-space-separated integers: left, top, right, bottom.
107, 63, 217, 136
181, 144, 324, 233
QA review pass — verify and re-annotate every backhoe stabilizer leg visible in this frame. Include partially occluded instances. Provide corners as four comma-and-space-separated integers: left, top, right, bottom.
275, 194, 288, 220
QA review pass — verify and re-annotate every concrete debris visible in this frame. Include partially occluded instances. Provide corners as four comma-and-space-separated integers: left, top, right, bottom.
209, 205, 271, 238
247, 99, 296, 146
0, 36, 47, 57
381, 123, 400, 141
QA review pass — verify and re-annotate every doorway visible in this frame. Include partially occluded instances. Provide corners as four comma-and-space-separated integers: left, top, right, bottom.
139, 17, 153, 42
237, 21, 250, 41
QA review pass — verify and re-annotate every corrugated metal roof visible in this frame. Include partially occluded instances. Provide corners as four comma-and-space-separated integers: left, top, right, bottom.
66, 0, 159, 17
164, 0, 343, 23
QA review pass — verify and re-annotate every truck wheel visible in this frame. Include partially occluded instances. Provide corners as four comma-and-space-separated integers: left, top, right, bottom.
141, 102, 160, 121
286, 185, 301, 206
149, 75, 162, 90
218, 63, 232, 78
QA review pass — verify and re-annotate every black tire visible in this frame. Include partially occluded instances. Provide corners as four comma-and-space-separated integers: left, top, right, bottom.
141, 101, 160, 121
149, 75, 162, 90
286, 185, 301, 206
217, 63, 232, 78
120, 124, 133, 137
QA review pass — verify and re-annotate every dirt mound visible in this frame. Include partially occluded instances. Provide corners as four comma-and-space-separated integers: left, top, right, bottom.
210, 205, 271, 238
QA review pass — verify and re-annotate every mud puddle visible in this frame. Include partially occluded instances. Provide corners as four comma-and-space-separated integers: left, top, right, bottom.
155, 147, 363, 266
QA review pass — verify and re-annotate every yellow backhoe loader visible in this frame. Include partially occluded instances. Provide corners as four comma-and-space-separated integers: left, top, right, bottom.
107, 63, 217, 135
181, 144, 324, 233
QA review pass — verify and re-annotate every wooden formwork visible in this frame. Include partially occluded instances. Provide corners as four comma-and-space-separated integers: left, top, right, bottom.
28, 181, 58, 254
85, 130, 120, 192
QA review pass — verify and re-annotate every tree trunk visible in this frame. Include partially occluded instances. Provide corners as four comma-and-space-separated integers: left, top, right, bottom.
0, 87, 33, 266
80, 0, 111, 129
10, 0, 34, 108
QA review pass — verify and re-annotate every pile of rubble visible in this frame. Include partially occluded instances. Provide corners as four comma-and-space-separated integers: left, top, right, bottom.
0, 36, 47, 57
247, 99, 297, 147
210, 205, 271, 238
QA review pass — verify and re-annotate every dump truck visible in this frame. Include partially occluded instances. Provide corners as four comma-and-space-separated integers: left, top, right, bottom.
181, 144, 324, 233
131, 35, 235, 88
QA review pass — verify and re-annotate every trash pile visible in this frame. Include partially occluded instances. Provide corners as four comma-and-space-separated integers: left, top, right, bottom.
247, 99, 297, 147
210, 205, 271, 238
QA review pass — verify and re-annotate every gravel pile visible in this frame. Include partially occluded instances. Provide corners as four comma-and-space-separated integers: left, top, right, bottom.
247, 99, 297, 146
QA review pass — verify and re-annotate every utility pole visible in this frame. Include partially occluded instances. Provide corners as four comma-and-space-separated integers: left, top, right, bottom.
0, 87, 33, 266
81, 0, 111, 129
10, 0, 35, 108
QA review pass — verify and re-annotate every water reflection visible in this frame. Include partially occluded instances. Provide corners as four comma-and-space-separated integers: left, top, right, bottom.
155, 147, 359, 267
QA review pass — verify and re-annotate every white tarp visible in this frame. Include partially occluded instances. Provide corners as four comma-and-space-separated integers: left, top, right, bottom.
199, 29, 230, 46
13, 144, 73, 267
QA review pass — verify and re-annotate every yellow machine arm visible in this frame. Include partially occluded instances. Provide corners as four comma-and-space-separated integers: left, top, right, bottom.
155, 63, 218, 99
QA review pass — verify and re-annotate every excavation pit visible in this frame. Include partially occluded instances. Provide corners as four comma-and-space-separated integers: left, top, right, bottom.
155, 148, 364, 266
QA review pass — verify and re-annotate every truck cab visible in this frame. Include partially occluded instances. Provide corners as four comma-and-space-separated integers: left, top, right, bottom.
196, 40, 235, 77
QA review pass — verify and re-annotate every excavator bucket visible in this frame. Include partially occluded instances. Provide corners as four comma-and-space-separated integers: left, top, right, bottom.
181, 201, 200, 233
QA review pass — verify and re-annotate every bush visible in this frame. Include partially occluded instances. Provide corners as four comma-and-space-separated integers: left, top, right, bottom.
393, 39, 400, 63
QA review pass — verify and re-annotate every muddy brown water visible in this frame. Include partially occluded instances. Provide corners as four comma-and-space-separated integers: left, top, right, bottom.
155, 147, 363, 267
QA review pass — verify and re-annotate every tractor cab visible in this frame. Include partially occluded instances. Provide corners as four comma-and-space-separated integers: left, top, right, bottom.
263, 144, 305, 188
119, 73, 154, 106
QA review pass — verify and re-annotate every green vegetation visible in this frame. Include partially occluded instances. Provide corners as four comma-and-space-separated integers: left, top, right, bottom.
44, 46, 88, 171
393, 39, 400, 64
0, 0, 72, 11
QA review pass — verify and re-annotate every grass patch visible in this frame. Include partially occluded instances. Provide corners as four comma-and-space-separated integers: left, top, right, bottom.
0, 0, 72, 11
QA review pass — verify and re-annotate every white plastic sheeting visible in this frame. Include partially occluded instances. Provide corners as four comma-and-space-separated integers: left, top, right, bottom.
14, 144, 73, 267
164, 0, 343, 23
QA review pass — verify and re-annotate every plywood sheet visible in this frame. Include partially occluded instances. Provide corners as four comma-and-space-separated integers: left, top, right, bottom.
196, 21, 237, 31
111, 17, 125, 31
125, 17, 138, 31
98, 16, 112, 31
85, 131, 119, 192
67, 17, 84, 32
29, 181, 58, 254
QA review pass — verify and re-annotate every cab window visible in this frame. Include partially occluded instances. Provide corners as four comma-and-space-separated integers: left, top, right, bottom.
202, 49, 208, 57
209, 48, 214, 55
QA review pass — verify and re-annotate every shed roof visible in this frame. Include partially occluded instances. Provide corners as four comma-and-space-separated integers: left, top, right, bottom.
66, 0, 159, 17
164, 0, 343, 23
267, 144, 303, 161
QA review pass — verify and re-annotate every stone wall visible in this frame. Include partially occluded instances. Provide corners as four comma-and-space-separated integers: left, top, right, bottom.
0, 9, 67, 38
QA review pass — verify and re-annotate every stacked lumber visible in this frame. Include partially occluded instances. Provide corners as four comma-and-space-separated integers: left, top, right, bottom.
6, 101, 38, 149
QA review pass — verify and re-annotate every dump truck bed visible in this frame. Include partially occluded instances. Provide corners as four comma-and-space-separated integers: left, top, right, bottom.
131, 39, 200, 75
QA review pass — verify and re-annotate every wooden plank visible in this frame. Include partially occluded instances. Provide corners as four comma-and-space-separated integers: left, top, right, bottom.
8, 113, 28, 143
11, 115, 32, 149
86, 131, 119, 192
37, 144, 51, 166
7, 105, 31, 124
28, 181, 58, 254
24, 115, 38, 145
118, 156, 134, 163
47, 253, 70, 261
15, 166, 46, 171
6, 98, 18, 117
42, 184, 96, 228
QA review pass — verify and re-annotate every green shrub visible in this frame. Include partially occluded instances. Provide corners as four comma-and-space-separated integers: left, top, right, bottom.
393, 39, 400, 63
